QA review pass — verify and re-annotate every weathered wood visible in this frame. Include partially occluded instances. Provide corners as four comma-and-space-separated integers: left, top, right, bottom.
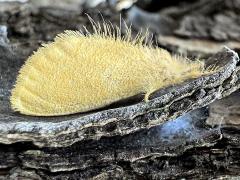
0, 108, 239, 179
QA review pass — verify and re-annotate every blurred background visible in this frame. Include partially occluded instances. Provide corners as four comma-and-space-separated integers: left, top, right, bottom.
0, 0, 240, 57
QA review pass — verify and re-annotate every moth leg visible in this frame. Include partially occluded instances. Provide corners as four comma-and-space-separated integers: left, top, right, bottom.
144, 89, 155, 102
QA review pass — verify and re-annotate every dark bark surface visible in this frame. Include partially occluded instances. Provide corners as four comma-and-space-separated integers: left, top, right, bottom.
0, 0, 240, 179
0, 108, 239, 179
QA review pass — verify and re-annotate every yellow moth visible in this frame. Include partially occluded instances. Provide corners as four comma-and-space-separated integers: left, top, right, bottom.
11, 22, 207, 116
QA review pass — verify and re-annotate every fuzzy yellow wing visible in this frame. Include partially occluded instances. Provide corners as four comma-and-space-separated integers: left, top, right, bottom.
11, 32, 148, 116
11, 30, 205, 116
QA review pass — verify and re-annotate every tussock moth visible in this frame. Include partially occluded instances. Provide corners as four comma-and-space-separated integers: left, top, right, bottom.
10, 20, 207, 116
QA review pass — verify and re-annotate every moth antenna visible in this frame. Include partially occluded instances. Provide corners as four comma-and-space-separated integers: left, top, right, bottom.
83, 25, 90, 35
127, 23, 133, 42
96, 12, 106, 36
108, 21, 116, 39
107, 20, 115, 39
96, 21, 102, 35
115, 25, 121, 40
102, 22, 107, 37
85, 13, 98, 34
85, 13, 98, 26
98, 10, 106, 24
98, 11, 108, 36
122, 20, 132, 42
98, 10, 105, 23
122, 19, 128, 40
105, 22, 111, 37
